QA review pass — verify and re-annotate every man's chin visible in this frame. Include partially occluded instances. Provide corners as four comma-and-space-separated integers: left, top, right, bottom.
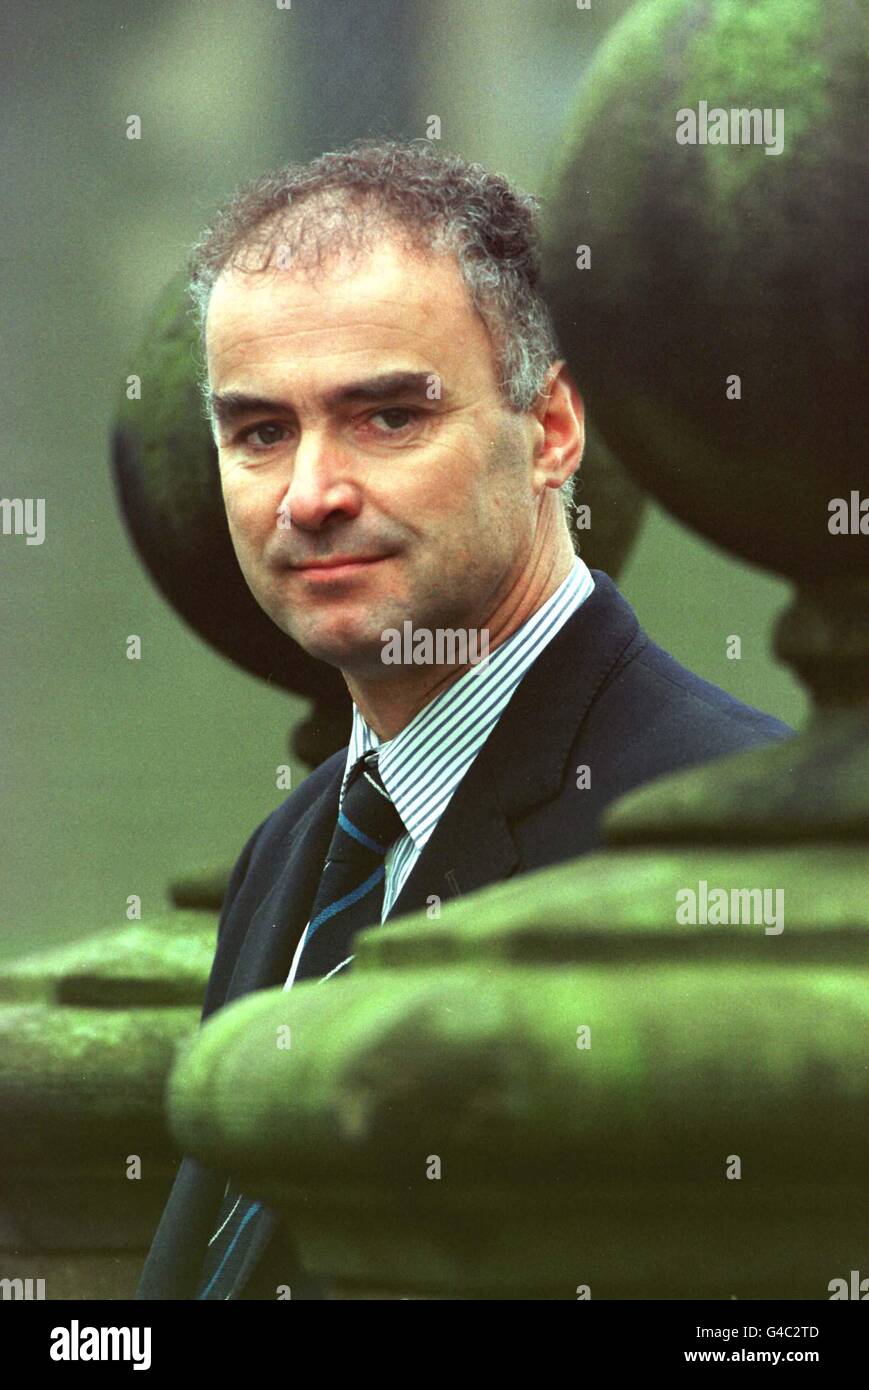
280, 622, 390, 674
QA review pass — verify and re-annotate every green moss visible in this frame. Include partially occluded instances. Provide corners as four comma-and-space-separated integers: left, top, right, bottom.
682, 0, 831, 211
115, 274, 215, 531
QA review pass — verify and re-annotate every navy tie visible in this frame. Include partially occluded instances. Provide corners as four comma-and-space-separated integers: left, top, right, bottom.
195, 752, 405, 1299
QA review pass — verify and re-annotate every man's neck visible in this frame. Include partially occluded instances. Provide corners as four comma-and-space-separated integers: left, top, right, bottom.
343, 540, 576, 741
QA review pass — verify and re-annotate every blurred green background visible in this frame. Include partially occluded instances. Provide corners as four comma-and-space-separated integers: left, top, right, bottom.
0, 0, 805, 962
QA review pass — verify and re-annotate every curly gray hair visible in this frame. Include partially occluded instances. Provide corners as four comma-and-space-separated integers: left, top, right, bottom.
188, 138, 577, 522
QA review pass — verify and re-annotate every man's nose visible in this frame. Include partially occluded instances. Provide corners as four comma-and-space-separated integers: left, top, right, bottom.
280, 430, 362, 529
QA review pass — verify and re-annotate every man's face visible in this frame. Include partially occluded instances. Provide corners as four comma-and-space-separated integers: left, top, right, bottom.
206, 236, 545, 677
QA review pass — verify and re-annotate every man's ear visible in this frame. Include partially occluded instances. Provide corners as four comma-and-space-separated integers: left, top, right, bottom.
532, 360, 585, 489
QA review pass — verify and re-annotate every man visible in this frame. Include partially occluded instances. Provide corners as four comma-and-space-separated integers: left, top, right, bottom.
136, 139, 791, 1299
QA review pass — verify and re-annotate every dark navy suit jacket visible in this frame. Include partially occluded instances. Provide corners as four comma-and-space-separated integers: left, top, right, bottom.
136, 570, 793, 1298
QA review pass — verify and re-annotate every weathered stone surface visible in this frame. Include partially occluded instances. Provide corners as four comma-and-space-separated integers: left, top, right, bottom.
170, 869, 233, 913
0, 1004, 202, 1161
540, 0, 869, 584
351, 847, 869, 965
0, 911, 217, 1005
167, 844, 868, 1297
0, 913, 215, 1276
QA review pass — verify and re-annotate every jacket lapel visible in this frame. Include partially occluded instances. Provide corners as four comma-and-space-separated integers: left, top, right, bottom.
387, 754, 519, 921
388, 571, 640, 919
222, 765, 343, 1004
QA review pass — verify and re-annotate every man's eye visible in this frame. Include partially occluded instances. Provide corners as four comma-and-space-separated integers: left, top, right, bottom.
368, 407, 418, 433
243, 422, 287, 448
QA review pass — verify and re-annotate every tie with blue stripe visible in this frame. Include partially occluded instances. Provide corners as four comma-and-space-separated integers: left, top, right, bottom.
195, 752, 406, 1299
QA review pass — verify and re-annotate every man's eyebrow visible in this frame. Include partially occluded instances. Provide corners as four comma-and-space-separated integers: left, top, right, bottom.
209, 372, 444, 429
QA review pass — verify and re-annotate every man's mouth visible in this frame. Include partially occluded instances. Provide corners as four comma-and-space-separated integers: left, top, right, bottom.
292, 555, 391, 578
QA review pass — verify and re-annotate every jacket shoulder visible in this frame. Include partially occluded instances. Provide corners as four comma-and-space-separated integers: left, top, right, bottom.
248, 747, 346, 853
583, 629, 793, 780
198, 748, 346, 1021
634, 639, 792, 738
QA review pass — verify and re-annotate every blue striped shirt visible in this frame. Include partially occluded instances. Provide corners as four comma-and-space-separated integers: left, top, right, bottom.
284, 554, 594, 986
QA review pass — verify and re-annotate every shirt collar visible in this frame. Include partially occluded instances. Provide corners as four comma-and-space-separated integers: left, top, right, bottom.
339, 554, 595, 848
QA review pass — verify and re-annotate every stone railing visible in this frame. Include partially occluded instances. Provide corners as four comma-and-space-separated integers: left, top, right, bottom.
0, 913, 216, 1299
